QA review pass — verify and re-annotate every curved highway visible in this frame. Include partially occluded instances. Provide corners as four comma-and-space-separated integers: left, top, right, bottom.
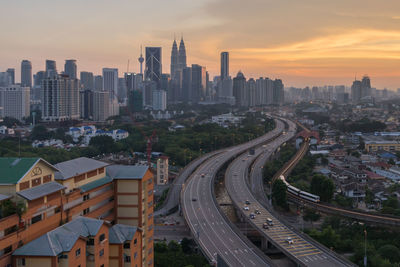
181, 118, 287, 266
155, 150, 221, 216
225, 119, 355, 266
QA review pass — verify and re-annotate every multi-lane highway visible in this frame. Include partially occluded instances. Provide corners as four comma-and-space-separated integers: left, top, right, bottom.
225, 119, 355, 267
181, 118, 288, 266
155, 150, 221, 216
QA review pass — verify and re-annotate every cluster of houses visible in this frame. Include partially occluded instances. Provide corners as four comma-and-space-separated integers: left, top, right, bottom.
67, 125, 129, 144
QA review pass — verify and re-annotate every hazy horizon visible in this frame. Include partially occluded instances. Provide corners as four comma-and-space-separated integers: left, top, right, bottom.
1, 0, 400, 90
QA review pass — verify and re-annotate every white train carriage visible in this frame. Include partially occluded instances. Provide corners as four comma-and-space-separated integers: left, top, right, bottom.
299, 190, 320, 202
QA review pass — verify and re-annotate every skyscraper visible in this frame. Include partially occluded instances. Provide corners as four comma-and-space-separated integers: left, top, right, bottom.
94, 75, 103, 91
233, 71, 247, 107
361, 75, 371, 99
41, 75, 79, 121
93, 91, 110, 121
6, 69, 15, 84
145, 47, 162, 87
152, 90, 167, 111
21, 60, 32, 87
248, 78, 256, 107
273, 79, 284, 105
102, 68, 118, 98
45, 60, 57, 78
351, 80, 362, 103
170, 39, 179, 80
191, 64, 206, 103
182, 67, 192, 102
178, 37, 187, 71
64, 59, 77, 79
220, 52, 229, 80
80, 71, 94, 90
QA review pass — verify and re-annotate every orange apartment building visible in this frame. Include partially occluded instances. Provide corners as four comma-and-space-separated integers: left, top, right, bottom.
0, 157, 154, 267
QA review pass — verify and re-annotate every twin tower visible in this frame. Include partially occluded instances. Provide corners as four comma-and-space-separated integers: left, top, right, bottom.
170, 37, 187, 80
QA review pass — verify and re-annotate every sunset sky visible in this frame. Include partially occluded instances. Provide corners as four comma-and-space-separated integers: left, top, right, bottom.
1, 0, 400, 89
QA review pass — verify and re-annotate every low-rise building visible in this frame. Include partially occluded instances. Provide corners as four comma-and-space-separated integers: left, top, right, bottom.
365, 140, 400, 153
156, 156, 169, 185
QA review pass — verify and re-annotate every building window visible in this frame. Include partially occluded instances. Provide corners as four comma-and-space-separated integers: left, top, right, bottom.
75, 248, 81, 257
125, 255, 131, 262
31, 177, 41, 187
123, 243, 130, 249
99, 249, 104, 257
43, 175, 52, 183
83, 208, 90, 215
99, 233, 106, 243
134, 239, 137, 245
3, 245, 12, 254
83, 194, 90, 201
99, 167, 105, 174
74, 174, 85, 183
31, 214, 42, 224
19, 181, 29, 191
87, 170, 97, 178
134, 252, 138, 259
17, 258, 25, 266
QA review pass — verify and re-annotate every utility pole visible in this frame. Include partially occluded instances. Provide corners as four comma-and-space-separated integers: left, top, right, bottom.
364, 229, 367, 267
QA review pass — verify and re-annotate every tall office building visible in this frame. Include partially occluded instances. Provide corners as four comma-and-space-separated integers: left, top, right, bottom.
80, 71, 94, 90
361, 75, 371, 99
79, 89, 93, 120
94, 75, 103, 91
191, 64, 206, 103
145, 47, 162, 86
248, 78, 256, 107
265, 78, 274, 105
64, 59, 77, 79
351, 80, 362, 103
42, 75, 79, 121
182, 67, 192, 102
0, 85, 30, 121
273, 79, 284, 105
6, 69, 15, 84
102, 68, 118, 98
143, 80, 157, 107
45, 60, 57, 78
93, 90, 110, 121
170, 39, 179, 80
220, 52, 229, 80
21, 60, 32, 87
32, 71, 45, 101
118, 77, 127, 101
178, 37, 187, 70
0, 72, 11, 87
233, 71, 247, 107
152, 90, 167, 111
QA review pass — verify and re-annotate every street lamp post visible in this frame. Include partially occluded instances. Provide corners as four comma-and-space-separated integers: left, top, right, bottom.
364, 229, 367, 267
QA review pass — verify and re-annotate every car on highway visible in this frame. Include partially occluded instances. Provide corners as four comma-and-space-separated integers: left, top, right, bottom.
243, 206, 249, 211
255, 209, 261, 215
286, 237, 293, 244
249, 213, 255, 219
245, 200, 250, 205
266, 218, 273, 226
201, 173, 205, 178
262, 223, 269, 229
192, 198, 197, 202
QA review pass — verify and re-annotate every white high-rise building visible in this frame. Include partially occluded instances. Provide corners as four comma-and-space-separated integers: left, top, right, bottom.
41, 75, 79, 121
0, 85, 30, 121
93, 91, 110, 121
102, 68, 118, 98
152, 90, 167, 111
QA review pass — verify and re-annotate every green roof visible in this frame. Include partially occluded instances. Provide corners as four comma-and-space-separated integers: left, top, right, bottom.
0, 158, 40, 184
79, 175, 113, 193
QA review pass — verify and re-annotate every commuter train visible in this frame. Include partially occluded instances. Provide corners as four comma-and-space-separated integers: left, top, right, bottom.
279, 175, 320, 202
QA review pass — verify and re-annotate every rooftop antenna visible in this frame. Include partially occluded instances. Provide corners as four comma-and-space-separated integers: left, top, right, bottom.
127, 59, 130, 73
138, 45, 144, 75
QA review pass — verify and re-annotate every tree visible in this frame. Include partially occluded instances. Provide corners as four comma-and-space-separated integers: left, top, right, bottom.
378, 244, 400, 263
310, 174, 334, 202
272, 179, 288, 209
0, 117, 21, 128
388, 158, 395, 165
30, 125, 51, 140
89, 135, 117, 154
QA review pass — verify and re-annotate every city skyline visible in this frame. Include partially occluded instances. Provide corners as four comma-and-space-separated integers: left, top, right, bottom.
1, 0, 400, 89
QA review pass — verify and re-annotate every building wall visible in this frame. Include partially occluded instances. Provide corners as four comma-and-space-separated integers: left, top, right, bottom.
18, 161, 55, 192
58, 166, 106, 193
365, 142, 400, 152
